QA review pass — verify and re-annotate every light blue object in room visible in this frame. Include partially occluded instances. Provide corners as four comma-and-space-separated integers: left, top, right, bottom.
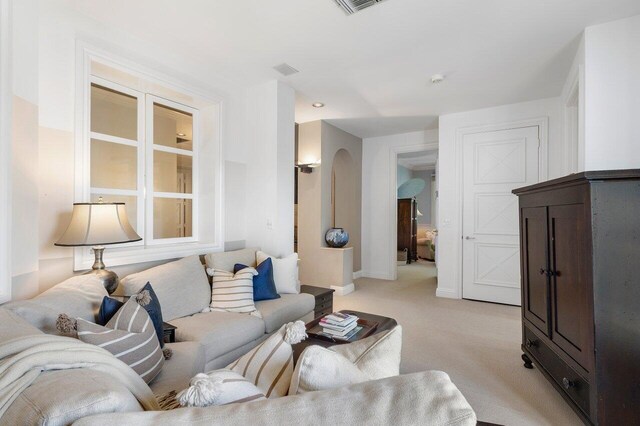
325, 227, 349, 248
398, 178, 426, 198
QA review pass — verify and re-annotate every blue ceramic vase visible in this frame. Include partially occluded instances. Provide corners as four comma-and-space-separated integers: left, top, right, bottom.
325, 227, 349, 248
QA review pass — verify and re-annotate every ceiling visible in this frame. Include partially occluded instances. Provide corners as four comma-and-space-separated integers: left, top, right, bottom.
71, 0, 640, 138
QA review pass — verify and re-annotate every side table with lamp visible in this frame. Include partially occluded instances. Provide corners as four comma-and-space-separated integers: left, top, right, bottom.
54, 199, 142, 294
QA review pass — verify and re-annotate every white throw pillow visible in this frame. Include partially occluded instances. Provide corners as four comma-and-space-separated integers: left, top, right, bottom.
289, 325, 402, 395
256, 251, 299, 294
227, 321, 307, 398
207, 268, 260, 316
177, 370, 266, 407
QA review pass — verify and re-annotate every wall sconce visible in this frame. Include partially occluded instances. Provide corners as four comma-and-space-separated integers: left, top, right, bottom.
296, 162, 321, 174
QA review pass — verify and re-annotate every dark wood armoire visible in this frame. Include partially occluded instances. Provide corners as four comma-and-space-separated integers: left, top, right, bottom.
397, 198, 417, 263
513, 170, 640, 425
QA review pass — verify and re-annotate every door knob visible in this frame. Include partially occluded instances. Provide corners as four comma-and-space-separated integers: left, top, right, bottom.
464, 236, 476, 240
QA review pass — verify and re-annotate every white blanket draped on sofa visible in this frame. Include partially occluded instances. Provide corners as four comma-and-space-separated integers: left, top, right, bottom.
0, 334, 161, 418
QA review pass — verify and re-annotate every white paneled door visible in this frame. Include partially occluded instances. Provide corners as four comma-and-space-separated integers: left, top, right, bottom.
462, 126, 540, 305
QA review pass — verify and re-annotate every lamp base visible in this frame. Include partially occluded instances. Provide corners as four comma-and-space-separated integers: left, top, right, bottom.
88, 246, 119, 294
85, 268, 119, 295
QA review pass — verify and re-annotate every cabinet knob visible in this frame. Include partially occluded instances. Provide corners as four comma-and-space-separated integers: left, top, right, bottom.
525, 339, 537, 348
539, 268, 546, 275
562, 377, 575, 390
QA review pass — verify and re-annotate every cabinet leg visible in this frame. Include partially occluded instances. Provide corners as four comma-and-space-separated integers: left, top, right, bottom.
522, 353, 534, 369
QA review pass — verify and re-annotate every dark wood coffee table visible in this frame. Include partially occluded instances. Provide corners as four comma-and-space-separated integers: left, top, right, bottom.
293, 310, 398, 361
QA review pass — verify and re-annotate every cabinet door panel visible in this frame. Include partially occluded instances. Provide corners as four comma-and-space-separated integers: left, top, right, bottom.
521, 207, 549, 334
549, 204, 591, 369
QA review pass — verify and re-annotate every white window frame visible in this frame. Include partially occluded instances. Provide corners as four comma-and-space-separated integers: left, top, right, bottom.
145, 94, 199, 245
74, 42, 224, 271
89, 76, 145, 247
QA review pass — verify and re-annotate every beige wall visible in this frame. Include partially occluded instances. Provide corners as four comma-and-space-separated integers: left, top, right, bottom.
297, 121, 362, 290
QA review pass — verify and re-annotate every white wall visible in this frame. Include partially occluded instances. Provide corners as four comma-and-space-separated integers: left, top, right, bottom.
7, 0, 271, 299
437, 97, 564, 299
244, 80, 296, 258
583, 14, 640, 170
361, 129, 438, 280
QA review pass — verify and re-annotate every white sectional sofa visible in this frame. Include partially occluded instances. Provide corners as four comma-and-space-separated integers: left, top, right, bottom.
0, 248, 477, 425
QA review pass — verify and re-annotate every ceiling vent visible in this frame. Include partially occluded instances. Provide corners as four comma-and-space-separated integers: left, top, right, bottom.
334, 0, 386, 15
273, 63, 299, 76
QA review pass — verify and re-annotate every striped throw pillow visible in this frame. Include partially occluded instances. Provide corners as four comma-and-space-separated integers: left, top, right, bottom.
208, 267, 260, 316
227, 321, 307, 398
177, 370, 266, 407
77, 297, 164, 384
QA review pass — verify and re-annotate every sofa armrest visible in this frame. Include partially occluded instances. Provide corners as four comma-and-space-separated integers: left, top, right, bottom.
73, 371, 476, 426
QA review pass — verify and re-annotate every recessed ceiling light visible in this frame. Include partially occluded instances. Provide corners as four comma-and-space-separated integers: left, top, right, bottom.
312, 102, 325, 108
431, 74, 445, 84
176, 133, 186, 137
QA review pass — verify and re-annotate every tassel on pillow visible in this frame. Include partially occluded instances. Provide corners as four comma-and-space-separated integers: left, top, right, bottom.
177, 373, 223, 407
56, 313, 78, 337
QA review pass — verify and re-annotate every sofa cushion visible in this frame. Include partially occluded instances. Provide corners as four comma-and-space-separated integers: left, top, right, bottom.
3, 274, 107, 334
0, 308, 44, 340
149, 341, 206, 396
119, 256, 211, 321
171, 311, 265, 363
255, 293, 315, 333
208, 268, 259, 316
289, 326, 403, 395
257, 251, 299, 294
177, 370, 266, 407
2, 369, 143, 426
73, 371, 477, 426
205, 248, 258, 273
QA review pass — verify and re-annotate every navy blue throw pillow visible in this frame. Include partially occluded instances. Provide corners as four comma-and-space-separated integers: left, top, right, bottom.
137, 282, 165, 348
234, 258, 280, 302
97, 296, 123, 326
97, 282, 165, 348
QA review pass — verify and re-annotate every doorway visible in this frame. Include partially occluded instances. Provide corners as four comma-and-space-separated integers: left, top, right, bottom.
461, 125, 541, 305
394, 148, 439, 282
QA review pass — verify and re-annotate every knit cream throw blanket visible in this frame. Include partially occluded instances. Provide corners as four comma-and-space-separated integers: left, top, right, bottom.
0, 334, 160, 418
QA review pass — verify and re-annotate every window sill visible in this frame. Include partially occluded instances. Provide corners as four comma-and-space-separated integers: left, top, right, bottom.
73, 241, 223, 271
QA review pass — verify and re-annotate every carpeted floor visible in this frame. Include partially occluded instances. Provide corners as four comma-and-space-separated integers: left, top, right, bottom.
334, 261, 582, 426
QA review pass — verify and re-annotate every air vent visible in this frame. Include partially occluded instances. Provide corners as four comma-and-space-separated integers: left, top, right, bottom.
334, 0, 386, 15
273, 63, 300, 76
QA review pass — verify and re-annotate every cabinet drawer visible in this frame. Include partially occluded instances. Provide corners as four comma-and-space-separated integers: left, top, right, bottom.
315, 307, 332, 319
315, 301, 332, 313
524, 327, 590, 416
315, 294, 332, 306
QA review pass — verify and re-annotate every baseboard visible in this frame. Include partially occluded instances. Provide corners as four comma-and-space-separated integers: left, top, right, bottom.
353, 270, 363, 280
361, 270, 393, 280
435, 287, 460, 299
331, 283, 355, 296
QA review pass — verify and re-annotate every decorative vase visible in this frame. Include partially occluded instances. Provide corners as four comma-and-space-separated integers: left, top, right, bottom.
325, 227, 349, 248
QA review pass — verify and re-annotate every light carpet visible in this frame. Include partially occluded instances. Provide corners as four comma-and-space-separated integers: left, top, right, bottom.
334, 261, 581, 426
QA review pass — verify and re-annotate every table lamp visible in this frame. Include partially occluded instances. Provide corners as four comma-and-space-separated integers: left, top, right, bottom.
55, 200, 142, 294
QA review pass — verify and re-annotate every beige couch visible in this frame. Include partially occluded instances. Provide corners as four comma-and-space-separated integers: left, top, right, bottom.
0, 248, 476, 425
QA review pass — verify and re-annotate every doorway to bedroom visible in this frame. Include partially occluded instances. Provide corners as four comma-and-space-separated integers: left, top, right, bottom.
395, 149, 438, 286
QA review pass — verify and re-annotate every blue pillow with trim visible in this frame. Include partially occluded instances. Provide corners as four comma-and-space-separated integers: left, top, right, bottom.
97, 282, 165, 348
234, 258, 280, 301
97, 296, 123, 326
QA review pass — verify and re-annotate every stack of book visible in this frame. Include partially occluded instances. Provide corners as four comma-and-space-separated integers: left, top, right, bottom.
320, 312, 362, 340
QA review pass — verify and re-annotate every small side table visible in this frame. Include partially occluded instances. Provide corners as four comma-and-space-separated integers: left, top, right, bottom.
300, 285, 335, 320
163, 322, 177, 343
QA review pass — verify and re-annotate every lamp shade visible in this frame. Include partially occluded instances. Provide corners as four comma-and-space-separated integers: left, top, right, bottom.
55, 203, 141, 247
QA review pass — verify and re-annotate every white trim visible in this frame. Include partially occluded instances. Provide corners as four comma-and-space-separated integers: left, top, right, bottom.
331, 283, 355, 296
562, 65, 582, 174
352, 270, 363, 280
90, 188, 139, 197
0, 0, 12, 303
454, 117, 549, 300
435, 288, 458, 299
388, 143, 439, 281
152, 144, 193, 156
74, 42, 223, 271
90, 132, 138, 148
153, 192, 194, 199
